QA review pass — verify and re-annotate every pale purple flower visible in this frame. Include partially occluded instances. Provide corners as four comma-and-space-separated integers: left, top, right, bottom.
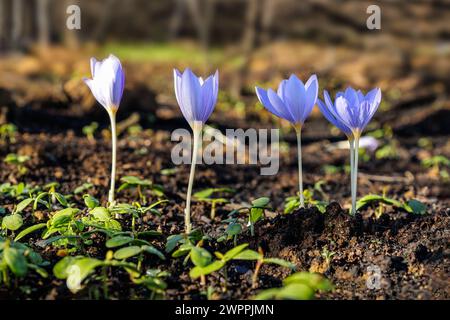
174, 68, 219, 127
318, 87, 381, 136
83, 54, 125, 114
255, 74, 318, 125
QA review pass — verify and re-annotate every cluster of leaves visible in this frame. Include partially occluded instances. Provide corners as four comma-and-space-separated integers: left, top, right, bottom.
284, 182, 328, 214
4, 153, 30, 177
0, 238, 49, 286
356, 194, 426, 218
193, 188, 235, 219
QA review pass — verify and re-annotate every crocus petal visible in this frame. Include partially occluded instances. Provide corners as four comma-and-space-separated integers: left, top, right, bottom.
181, 68, 202, 122
284, 74, 306, 123
174, 69, 193, 123
256, 86, 283, 119
267, 88, 294, 122
302, 74, 318, 123
317, 98, 352, 136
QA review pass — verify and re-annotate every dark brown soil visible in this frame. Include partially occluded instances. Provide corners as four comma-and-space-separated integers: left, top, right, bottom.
0, 108, 448, 300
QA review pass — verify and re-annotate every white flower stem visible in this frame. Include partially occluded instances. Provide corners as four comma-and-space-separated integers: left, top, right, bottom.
349, 138, 355, 214
295, 126, 304, 208
351, 136, 360, 215
108, 111, 117, 207
185, 123, 202, 234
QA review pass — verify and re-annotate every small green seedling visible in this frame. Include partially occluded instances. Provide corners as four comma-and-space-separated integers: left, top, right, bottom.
0, 238, 49, 286
254, 272, 333, 300
53, 251, 141, 298
356, 194, 427, 217
250, 247, 296, 289
4, 153, 30, 177
109, 200, 167, 233
0, 182, 31, 200
421, 155, 450, 181
118, 176, 164, 204
0, 123, 17, 143
228, 197, 270, 236
217, 214, 243, 246
284, 188, 328, 214
74, 183, 94, 195
82, 122, 99, 141
321, 246, 336, 269
193, 188, 235, 219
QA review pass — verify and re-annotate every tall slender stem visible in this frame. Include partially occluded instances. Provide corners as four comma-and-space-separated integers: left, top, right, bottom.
185, 123, 202, 234
349, 138, 354, 214
295, 127, 304, 208
108, 111, 117, 206
351, 136, 360, 215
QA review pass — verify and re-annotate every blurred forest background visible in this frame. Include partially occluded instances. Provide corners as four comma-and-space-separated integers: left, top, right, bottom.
0, 0, 448, 137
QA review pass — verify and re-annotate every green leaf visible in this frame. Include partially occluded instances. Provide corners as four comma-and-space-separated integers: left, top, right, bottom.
113, 246, 142, 260
276, 283, 315, 300
190, 247, 212, 267
53, 193, 68, 207
253, 288, 281, 300
223, 243, 249, 261
53, 256, 76, 279
263, 258, 296, 270
251, 197, 270, 208
89, 207, 111, 221
284, 197, 300, 214
356, 194, 404, 211
137, 230, 162, 237
14, 198, 33, 214
226, 223, 242, 236
141, 245, 165, 260
189, 260, 225, 279
14, 223, 47, 241
165, 234, 184, 253
249, 207, 264, 224
284, 272, 334, 292
106, 236, 134, 248
4, 247, 28, 277
83, 194, 99, 209
232, 249, 262, 261
120, 176, 152, 186
407, 199, 427, 215
2, 214, 23, 231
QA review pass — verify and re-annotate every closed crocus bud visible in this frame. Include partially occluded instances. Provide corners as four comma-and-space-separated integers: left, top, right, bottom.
255, 74, 318, 126
173, 68, 219, 128
83, 54, 125, 115
255, 74, 318, 208
318, 86, 382, 215
173, 68, 219, 234
83, 54, 125, 207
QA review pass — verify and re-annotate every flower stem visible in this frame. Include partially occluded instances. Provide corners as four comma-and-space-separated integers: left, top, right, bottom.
351, 136, 360, 215
349, 139, 354, 214
108, 111, 117, 208
185, 123, 202, 234
295, 126, 304, 208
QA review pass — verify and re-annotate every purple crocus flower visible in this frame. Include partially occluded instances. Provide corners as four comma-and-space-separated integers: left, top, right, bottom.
173, 68, 219, 234
174, 68, 219, 128
318, 87, 381, 137
255, 74, 318, 208
83, 54, 125, 206
84, 54, 125, 114
255, 74, 318, 125
318, 86, 382, 215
